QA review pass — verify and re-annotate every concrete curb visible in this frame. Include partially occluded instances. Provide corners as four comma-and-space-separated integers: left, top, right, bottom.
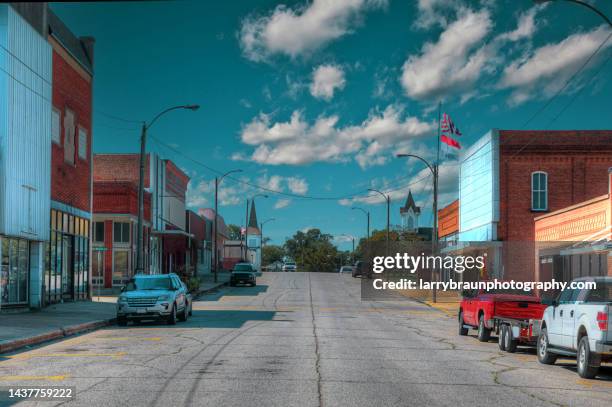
193, 281, 228, 297
0, 318, 116, 354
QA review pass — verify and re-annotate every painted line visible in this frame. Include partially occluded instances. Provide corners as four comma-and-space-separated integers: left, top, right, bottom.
8, 352, 127, 360
0, 375, 68, 381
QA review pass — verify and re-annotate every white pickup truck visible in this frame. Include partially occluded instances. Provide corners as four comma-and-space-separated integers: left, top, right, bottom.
537, 277, 612, 378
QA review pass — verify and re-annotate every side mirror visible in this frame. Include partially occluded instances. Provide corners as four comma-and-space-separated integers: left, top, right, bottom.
120, 286, 126, 292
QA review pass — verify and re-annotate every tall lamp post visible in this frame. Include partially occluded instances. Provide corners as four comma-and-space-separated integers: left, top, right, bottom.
136, 104, 199, 275
213, 169, 243, 282
260, 218, 275, 268
245, 194, 268, 262
367, 189, 391, 253
396, 153, 438, 302
339, 234, 356, 263
534, 0, 612, 27
351, 206, 370, 240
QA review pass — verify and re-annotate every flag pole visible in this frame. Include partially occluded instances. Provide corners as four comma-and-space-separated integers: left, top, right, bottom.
432, 101, 441, 303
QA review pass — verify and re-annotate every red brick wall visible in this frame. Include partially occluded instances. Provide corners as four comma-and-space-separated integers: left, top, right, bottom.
104, 219, 113, 288
93, 181, 151, 221
93, 154, 150, 188
51, 48, 92, 212
164, 160, 189, 202
438, 200, 459, 238
498, 130, 612, 281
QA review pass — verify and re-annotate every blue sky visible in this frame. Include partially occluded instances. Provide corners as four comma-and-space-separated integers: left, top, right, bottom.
52, 0, 612, 249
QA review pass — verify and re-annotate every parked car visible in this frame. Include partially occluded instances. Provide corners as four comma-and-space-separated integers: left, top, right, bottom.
282, 261, 297, 272
230, 263, 257, 286
537, 277, 612, 379
339, 265, 354, 274
116, 273, 189, 326
459, 287, 546, 343
352, 261, 370, 278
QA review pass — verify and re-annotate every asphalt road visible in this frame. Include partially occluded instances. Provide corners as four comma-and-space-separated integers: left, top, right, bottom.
1, 272, 611, 407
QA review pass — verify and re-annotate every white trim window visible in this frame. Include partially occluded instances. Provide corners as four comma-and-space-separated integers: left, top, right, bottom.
531, 171, 548, 211
78, 127, 88, 160
51, 107, 61, 144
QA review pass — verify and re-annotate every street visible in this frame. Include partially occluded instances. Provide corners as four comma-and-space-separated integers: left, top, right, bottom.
1, 273, 612, 407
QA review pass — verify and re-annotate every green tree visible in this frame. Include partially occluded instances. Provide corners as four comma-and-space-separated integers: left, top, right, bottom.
284, 228, 340, 273
227, 224, 242, 240
262, 245, 284, 266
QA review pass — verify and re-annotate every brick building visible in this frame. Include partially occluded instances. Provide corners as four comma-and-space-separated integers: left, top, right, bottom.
93, 153, 190, 274
92, 182, 151, 290
458, 130, 612, 282
438, 199, 459, 241
185, 210, 211, 276
534, 168, 612, 283
44, 10, 95, 305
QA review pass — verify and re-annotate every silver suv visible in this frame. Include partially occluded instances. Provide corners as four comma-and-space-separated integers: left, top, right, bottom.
116, 273, 191, 326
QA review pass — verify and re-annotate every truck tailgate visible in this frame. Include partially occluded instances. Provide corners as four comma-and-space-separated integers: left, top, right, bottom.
494, 301, 547, 320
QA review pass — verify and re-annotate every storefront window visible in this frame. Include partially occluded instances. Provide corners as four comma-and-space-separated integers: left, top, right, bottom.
0, 237, 29, 306
113, 250, 129, 286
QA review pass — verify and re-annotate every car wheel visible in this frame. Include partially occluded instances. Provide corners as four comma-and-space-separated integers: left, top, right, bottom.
167, 304, 177, 325
117, 316, 127, 327
537, 328, 557, 365
178, 304, 187, 322
458, 311, 469, 336
498, 325, 507, 351
504, 325, 517, 353
577, 336, 600, 379
477, 315, 491, 342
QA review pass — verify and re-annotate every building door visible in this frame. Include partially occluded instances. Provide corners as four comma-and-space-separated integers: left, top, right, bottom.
1, 238, 30, 307
62, 235, 74, 300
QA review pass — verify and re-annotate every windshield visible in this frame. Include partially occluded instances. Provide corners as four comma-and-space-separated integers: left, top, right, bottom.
125, 276, 173, 291
285, 262, 295, 266
585, 282, 612, 303
233, 264, 253, 272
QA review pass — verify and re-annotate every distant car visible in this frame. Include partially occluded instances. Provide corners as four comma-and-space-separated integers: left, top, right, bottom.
352, 261, 370, 278
282, 262, 297, 272
116, 273, 189, 326
230, 263, 257, 287
339, 266, 354, 274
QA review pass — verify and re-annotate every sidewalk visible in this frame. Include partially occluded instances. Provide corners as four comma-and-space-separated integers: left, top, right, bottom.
0, 272, 232, 354
0, 301, 116, 354
396, 288, 461, 318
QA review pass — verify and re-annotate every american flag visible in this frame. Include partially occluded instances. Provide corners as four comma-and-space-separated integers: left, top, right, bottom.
441, 113, 462, 149
441, 113, 462, 136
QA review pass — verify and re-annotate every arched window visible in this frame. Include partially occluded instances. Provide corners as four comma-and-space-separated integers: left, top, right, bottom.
532, 171, 548, 211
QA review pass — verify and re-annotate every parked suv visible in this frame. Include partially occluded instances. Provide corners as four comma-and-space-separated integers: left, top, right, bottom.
230, 263, 257, 286
116, 273, 190, 326
282, 261, 297, 272
537, 277, 612, 378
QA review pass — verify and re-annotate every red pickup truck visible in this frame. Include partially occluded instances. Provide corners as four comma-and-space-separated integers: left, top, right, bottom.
459, 288, 548, 348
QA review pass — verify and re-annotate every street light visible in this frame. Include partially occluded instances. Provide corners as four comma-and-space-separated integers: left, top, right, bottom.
367, 188, 391, 253
534, 0, 612, 27
260, 218, 275, 254
396, 153, 439, 302
136, 104, 200, 275
339, 234, 356, 263
213, 169, 243, 282
245, 194, 268, 262
351, 206, 370, 240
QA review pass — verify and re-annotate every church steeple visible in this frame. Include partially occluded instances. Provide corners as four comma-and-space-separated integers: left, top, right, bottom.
399, 189, 420, 231
248, 200, 258, 229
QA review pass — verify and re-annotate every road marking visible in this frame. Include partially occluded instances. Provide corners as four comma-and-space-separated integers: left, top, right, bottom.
8, 352, 127, 360
0, 375, 68, 381
97, 337, 161, 341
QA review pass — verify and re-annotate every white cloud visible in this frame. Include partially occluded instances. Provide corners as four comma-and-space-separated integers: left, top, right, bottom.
310, 64, 346, 100
236, 105, 434, 168
497, 7, 538, 42
413, 0, 458, 30
287, 177, 309, 194
499, 25, 612, 105
186, 180, 211, 208
401, 9, 493, 101
274, 199, 292, 209
239, 0, 387, 61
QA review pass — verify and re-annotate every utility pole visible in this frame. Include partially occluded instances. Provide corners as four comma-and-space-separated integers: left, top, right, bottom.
212, 169, 243, 283
135, 104, 199, 275
244, 199, 249, 261
368, 189, 391, 254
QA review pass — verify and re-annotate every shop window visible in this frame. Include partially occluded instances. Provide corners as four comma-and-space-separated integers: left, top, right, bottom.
52, 108, 61, 144
531, 171, 547, 211
113, 250, 129, 285
64, 109, 75, 165
114, 222, 130, 243
78, 127, 88, 160
92, 250, 104, 286
0, 238, 29, 306
94, 222, 105, 243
